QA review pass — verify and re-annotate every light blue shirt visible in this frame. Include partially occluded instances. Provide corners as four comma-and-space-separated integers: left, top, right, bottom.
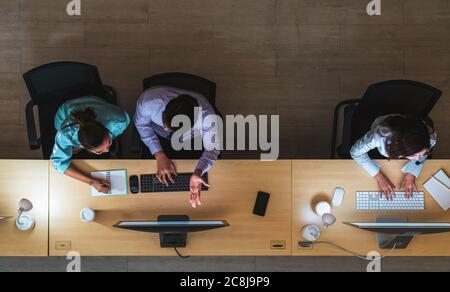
134, 86, 221, 174
350, 115, 437, 177
51, 96, 130, 173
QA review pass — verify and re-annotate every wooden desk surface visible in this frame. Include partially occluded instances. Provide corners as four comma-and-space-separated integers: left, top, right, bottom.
49, 160, 292, 256
0, 160, 49, 256
292, 160, 450, 256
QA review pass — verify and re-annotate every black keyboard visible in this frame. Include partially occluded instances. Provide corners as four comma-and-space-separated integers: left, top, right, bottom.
140, 173, 209, 193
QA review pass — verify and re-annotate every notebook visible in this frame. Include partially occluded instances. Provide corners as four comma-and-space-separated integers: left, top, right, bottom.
91, 169, 128, 197
423, 169, 450, 211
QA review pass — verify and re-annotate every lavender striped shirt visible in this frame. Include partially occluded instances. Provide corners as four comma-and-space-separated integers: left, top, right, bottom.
134, 86, 221, 174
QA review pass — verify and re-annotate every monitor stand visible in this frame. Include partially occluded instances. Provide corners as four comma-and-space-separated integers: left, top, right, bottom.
377, 216, 414, 249
158, 215, 189, 248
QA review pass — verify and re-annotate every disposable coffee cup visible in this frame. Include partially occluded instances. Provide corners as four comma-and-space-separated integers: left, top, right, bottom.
80, 208, 96, 223
16, 214, 35, 231
315, 201, 331, 217
302, 224, 321, 242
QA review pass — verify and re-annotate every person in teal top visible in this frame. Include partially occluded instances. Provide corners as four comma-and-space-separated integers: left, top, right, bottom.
51, 96, 130, 193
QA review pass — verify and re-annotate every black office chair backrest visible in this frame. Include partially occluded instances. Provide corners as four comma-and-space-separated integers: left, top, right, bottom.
350, 80, 441, 145
23, 62, 106, 106
23, 62, 108, 158
143, 72, 217, 106
139, 73, 220, 159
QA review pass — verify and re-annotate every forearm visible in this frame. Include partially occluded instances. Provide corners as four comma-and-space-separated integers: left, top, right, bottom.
140, 131, 163, 155
195, 150, 220, 175
350, 135, 382, 177
154, 151, 167, 161
64, 164, 93, 186
352, 153, 381, 177
134, 114, 163, 155
402, 159, 425, 178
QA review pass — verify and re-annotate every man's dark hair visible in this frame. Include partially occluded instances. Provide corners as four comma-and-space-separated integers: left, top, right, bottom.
163, 94, 199, 131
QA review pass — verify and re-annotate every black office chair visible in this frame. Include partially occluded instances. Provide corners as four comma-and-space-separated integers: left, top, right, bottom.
331, 80, 442, 159
23, 61, 121, 159
132, 72, 221, 159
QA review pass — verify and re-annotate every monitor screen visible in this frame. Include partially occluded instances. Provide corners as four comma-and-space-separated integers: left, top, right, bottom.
352, 223, 450, 228
117, 221, 227, 227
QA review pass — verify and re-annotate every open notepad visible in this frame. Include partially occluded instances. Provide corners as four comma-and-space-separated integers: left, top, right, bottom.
423, 169, 450, 211
91, 169, 128, 197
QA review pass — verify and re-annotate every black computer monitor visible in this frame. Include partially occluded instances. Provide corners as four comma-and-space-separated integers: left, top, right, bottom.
114, 215, 229, 248
345, 216, 450, 249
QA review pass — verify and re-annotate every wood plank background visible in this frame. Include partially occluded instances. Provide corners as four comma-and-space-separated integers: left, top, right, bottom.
0, 0, 449, 159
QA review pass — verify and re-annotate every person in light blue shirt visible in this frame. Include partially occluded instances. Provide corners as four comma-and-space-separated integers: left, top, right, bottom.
351, 114, 437, 199
51, 96, 130, 193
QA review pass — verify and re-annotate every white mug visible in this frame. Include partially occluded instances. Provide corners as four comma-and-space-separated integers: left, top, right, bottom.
80, 208, 96, 223
322, 213, 337, 228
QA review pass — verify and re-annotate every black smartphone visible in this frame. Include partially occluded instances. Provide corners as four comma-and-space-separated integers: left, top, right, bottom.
253, 191, 270, 216
129, 175, 139, 194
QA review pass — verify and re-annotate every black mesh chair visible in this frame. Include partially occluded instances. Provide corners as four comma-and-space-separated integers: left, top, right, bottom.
132, 72, 221, 159
23, 61, 121, 159
331, 80, 441, 159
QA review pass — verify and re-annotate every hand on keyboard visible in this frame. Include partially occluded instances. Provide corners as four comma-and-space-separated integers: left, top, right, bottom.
155, 152, 177, 186
400, 173, 418, 198
356, 192, 425, 210
375, 172, 396, 200
189, 171, 210, 208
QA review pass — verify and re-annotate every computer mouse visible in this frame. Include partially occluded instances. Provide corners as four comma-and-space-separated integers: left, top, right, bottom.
129, 175, 139, 194
332, 187, 345, 207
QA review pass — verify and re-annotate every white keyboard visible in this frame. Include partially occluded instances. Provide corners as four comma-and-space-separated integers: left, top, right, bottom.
356, 192, 425, 211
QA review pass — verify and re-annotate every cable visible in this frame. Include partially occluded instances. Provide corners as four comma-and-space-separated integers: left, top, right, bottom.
173, 245, 190, 259
299, 241, 398, 261
17, 209, 24, 225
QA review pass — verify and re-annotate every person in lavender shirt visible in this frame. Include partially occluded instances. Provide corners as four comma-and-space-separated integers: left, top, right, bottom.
134, 86, 221, 208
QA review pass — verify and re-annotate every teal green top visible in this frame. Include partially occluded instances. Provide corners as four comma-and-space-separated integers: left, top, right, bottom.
51, 96, 130, 173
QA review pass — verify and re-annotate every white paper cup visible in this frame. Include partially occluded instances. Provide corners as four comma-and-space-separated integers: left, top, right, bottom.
80, 208, 96, 223
315, 201, 331, 217
302, 224, 321, 242
16, 214, 35, 231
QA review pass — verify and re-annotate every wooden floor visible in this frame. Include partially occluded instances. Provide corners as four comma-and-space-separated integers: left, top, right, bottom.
0, 256, 449, 272
0, 0, 449, 159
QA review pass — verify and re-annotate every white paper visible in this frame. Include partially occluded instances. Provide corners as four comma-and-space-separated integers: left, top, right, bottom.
423, 170, 450, 211
434, 170, 450, 187
91, 169, 128, 196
